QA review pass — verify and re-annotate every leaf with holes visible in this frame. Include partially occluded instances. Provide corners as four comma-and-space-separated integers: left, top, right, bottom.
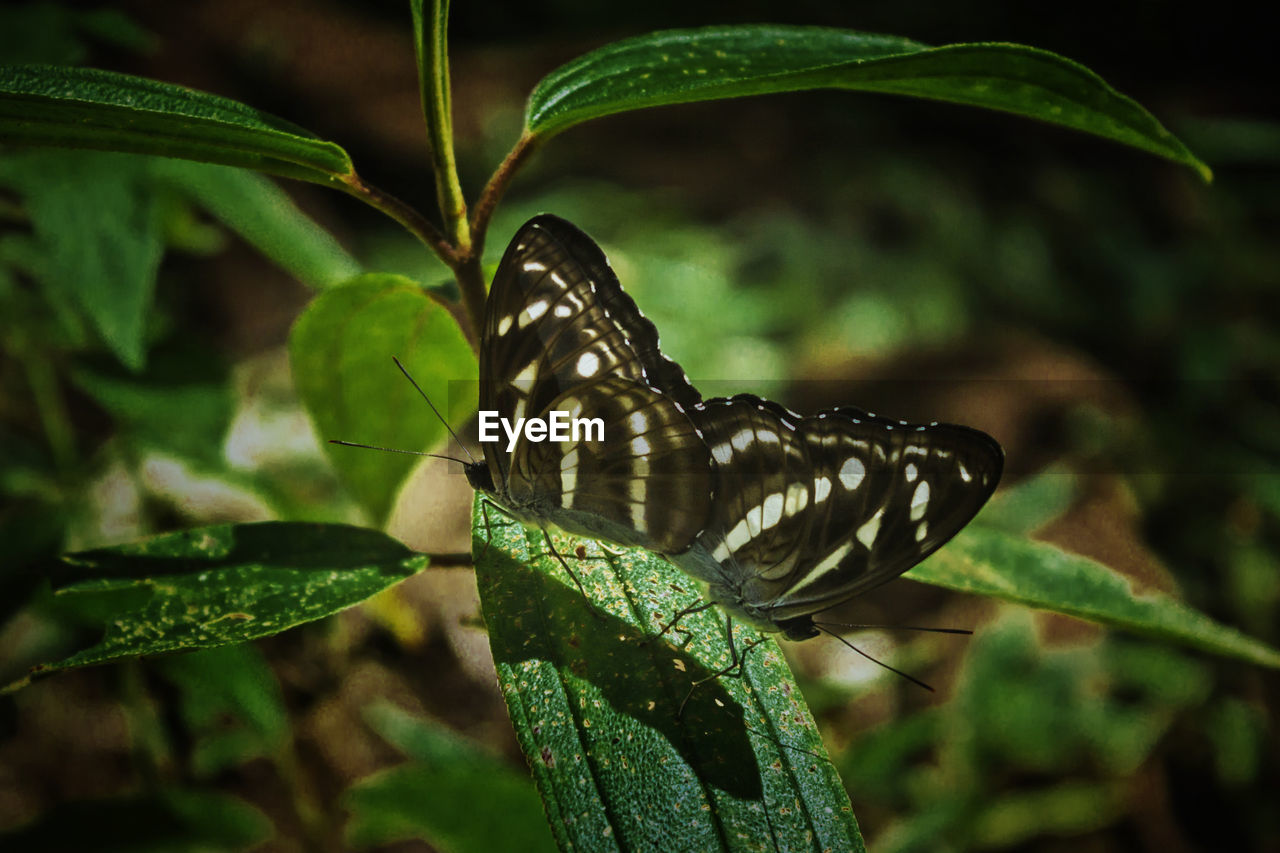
11, 522, 426, 689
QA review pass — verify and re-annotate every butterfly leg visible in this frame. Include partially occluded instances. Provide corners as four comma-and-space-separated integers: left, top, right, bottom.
476, 498, 512, 564
717, 617, 767, 683
676, 618, 768, 719
541, 532, 607, 620
644, 600, 716, 647
475, 498, 526, 560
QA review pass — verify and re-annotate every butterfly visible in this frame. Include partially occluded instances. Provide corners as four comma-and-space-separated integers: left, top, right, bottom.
463, 213, 1003, 643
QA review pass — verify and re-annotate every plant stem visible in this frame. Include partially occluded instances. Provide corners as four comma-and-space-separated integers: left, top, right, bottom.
24, 351, 76, 474
274, 739, 330, 853
120, 660, 172, 786
342, 10, 544, 350
413, 0, 470, 252
455, 252, 487, 345
338, 172, 454, 262
447, 132, 541, 345
335, 172, 478, 349
470, 131, 540, 258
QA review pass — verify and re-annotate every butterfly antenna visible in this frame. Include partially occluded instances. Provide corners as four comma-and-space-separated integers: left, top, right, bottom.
327, 440, 470, 467
392, 356, 477, 465
813, 623, 936, 692
814, 620, 971, 636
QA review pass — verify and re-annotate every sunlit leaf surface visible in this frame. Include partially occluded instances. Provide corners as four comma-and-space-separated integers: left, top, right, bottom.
20, 522, 426, 682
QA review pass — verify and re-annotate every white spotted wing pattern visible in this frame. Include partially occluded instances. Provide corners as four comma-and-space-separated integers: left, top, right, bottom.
673, 396, 1001, 639
467, 215, 712, 554
471, 214, 1002, 639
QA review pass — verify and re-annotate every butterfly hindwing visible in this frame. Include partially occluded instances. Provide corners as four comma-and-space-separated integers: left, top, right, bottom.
677, 395, 1002, 638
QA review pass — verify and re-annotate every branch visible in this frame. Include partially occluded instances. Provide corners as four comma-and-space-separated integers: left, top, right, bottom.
469, 131, 541, 259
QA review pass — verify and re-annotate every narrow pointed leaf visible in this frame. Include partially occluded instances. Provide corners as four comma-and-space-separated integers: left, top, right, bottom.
155, 160, 361, 288
0, 150, 162, 369
910, 528, 1280, 668
526, 26, 1209, 180
0, 64, 354, 186
473, 498, 864, 852
14, 522, 426, 686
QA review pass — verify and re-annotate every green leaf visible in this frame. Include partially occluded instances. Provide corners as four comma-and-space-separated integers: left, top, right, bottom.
473, 497, 864, 853
975, 466, 1078, 535
910, 527, 1280, 668
0, 789, 271, 852
290, 274, 477, 525
345, 703, 556, 852
155, 160, 361, 288
71, 348, 233, 464
955, 611, 1209, 779
0, 149, 163, 369
0, 64, 354, 186
155, 643, 289, 777
0, 229, 91, 349
526, 26, 1210, 181
14, 522, 426, 685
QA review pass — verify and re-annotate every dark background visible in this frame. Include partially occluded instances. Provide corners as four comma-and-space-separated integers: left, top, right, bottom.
1, 1, 1277, 850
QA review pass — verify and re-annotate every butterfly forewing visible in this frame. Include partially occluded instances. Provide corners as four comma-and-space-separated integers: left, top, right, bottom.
482, 216, 701, 424
530, 217, 703, 410
474, 215, 713, 555
514, 377, 712, 553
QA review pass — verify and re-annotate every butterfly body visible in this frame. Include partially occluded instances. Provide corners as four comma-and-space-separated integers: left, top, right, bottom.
473, 214, 1003, 636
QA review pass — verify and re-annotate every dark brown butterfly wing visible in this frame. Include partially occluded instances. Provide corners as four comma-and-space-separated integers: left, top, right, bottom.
477, 215, 711, 553
479, 214, 1003, 633
677, 395, 1002, 637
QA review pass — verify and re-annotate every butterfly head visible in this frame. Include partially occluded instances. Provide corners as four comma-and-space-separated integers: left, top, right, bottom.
464, 460, 495, 494
777, 617, 820, 641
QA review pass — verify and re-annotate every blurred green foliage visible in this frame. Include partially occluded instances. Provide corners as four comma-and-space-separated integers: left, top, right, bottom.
1, 1, 1278, 851
344, 703, 556, 851
836, 611, 1213, 850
